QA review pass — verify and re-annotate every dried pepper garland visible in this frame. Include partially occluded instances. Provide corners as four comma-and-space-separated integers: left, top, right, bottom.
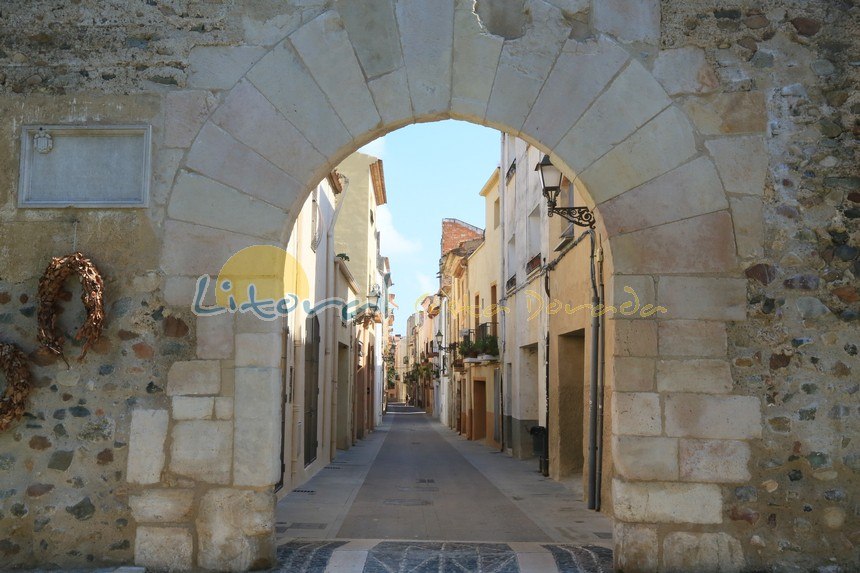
0, 342, 32, 432
37, 252, 106, 361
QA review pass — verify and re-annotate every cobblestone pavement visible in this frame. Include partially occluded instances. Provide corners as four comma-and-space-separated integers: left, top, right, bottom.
273, 405, 613, 572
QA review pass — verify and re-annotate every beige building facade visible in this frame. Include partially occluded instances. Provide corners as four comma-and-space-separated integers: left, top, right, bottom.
0, 2, 854, 572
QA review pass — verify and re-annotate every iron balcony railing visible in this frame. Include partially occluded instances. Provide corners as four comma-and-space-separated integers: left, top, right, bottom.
477, 321, 498, 339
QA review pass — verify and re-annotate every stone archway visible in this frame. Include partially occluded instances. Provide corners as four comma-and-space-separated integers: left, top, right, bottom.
136, 1, 767, 570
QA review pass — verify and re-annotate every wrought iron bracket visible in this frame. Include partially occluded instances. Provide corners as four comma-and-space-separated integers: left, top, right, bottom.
548, 206, 596, 228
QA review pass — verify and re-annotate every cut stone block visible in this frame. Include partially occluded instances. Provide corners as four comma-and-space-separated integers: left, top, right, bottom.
657, 277, 747, 321
167, 171, 287, 241
166, 360, 221, 396
658, 320, 727, 358
172, 396, 215, 420
164, 90, 218, 149
215, 397, 234, 420
593, 0, 660, 44
612, 357, 655, 392
610, 320, 658, 357
336, 0, 402, 79
188, 46, 268, 90
485, 0, 570, 131
247, 41, 352, 158
233, 368, 282, 486
705, 135, 768, 196
665, 394, 762, 439
169, 421, 233, 484
129, 489, 195, 523
613, 479, 723, 524
681, 92, 767, 135
186, 122, 299, 211
212, 79, 327, 183
599, 156, 728, 236
290, 11, 382, 138
554, 60, 670, 174
161, 220, 276, 278
612, 392, 661, 436
235, 333, 282, 368
614, 522, 658, 572
134, 526, 193, 571
397, 0, 455, 118
680, 439, 751, 482
197, 314, 234, 360
657, 359, 733, 393
581, 106, 698, 204
663, 532, 745, 573
652, 47, 719, 96
368, 68, 414, 128
197, 488, 275, 571
523, 36, 629, 149
613, 435, 679, 480
729, 196, 765, 259
451, 0, 503, 121
609, 211, 737, 275
127, 409, 168, 485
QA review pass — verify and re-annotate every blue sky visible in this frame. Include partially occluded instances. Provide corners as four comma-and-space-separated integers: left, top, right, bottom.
360, 120, 500, 335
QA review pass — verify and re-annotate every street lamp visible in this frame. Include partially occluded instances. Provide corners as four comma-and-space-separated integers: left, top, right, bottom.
367, 284, 382, 308
535, 154, 595, 228
435, 330, 443, 351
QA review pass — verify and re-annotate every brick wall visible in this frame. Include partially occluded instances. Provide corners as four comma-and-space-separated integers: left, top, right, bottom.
441, 219, 483, 256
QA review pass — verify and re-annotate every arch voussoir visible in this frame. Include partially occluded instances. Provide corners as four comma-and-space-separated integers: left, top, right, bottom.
211, 80, 328, 185
245, 41, 354, 159
522, 35, 630, 152
396, 0, 455, 119
483, 0, 571, 132
289, 11, 383, 139
450, 0, 503, 122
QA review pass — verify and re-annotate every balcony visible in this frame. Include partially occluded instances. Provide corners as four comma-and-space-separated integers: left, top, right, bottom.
526, 253, 541, 275
458, 326, 499, 362
505, 273, 517, 293
477, 321, 498, 339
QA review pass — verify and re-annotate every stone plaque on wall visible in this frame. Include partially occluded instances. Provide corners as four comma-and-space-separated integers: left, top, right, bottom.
18, 125, 151, 207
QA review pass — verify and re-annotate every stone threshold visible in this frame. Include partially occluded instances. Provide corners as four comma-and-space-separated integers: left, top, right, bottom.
273, 538, 613, 573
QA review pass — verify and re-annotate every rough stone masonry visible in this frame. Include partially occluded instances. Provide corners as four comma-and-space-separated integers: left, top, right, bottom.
0, 0, 857, 572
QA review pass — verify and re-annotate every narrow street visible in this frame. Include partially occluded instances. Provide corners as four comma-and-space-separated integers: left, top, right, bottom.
273, 405, 612, 572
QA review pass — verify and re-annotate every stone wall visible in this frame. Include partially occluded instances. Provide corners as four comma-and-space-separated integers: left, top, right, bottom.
659, 2, 859, 570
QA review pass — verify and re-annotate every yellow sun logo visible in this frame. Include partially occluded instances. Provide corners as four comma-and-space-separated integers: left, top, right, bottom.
214, 245, 309, 311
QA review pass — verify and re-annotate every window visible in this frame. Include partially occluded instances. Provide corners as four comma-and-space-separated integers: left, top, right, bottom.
310, 187, 321, 252
527, 206, 541, 261
506, 236, 517, 292
493, 198, 500, 229
505, 159, 516, 183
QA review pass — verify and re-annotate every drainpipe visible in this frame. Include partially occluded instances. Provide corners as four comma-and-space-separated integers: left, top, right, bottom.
543, 273, 551, 477
586, 230, 600, 510
497, 133, 507, 454
326, 176, 349, 460
594, 243, 606, 511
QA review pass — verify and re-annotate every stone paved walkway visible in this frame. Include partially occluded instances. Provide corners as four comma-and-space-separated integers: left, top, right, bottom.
273, 405, 613, 572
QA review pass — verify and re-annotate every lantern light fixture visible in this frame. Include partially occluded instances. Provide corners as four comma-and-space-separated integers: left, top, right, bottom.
535, 154, 595, 228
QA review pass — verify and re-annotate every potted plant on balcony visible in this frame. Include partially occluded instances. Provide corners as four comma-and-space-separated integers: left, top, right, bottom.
460, 339, 479, 360
478, 335, 499, 361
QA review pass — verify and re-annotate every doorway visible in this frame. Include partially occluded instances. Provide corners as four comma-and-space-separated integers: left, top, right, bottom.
473, 379, 486, 441
336, 342, 351, 451
304, 316, 321, 466
556, 330, 586, 478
